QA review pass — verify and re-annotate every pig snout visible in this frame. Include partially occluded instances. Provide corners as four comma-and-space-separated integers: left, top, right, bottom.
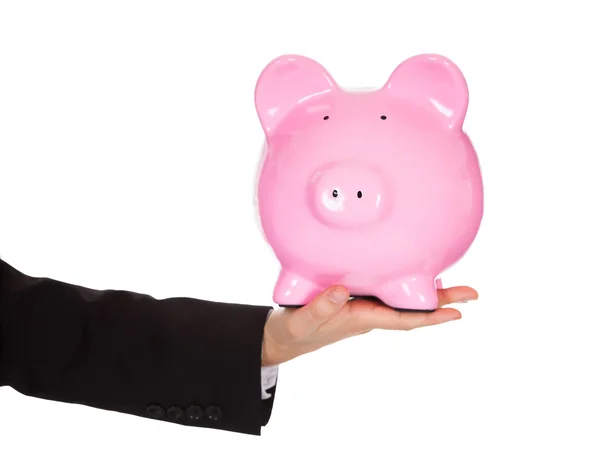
311, 162, 388, 229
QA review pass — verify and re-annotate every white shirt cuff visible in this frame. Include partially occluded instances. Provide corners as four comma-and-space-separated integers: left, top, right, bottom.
260, 364, 279, 399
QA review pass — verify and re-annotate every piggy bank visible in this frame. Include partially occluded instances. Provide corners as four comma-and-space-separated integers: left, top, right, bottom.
253, 54, 483, 311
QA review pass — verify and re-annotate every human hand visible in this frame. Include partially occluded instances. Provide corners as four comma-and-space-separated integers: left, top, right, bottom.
262, 285, 478, 366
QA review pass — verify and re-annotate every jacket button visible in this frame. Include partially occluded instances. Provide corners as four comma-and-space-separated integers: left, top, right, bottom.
205, 405, 223, 421
146, 405, 165, 418
167, 406, 185, 422
186, 405, 204, 421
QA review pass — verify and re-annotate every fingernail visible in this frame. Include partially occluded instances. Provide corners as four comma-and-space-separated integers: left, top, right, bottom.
327, 288, 348, 304
458, 297, 476, 303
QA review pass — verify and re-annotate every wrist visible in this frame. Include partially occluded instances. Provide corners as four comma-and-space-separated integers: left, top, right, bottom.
262, 310, 293, 367
261, 329, 283, 367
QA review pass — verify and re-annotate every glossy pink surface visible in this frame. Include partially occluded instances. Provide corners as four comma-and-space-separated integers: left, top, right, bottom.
254, 54, 483, 311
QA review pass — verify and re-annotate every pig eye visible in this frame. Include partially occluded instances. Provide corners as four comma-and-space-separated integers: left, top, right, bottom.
332, 189, 338, 197
357, 191, 363, 198
323, 115, 329, 120
380, 115, 387, 120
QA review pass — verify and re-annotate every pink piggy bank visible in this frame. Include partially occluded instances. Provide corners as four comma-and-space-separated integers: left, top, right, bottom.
254, 54, 483, 311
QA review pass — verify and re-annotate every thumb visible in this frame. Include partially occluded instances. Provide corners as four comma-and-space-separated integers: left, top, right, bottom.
288, 286, 350, 337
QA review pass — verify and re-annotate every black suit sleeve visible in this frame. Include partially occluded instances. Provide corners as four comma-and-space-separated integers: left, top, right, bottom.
0, 259, 277, 435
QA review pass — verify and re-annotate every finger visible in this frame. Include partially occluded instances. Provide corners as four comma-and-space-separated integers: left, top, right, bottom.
437, 286, 478, 307
352, 300, 462, 331
385, 308, 462, 331
286, 286, 350, 337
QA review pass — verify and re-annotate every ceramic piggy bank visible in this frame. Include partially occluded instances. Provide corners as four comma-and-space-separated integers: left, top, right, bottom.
253, 54, 483, 311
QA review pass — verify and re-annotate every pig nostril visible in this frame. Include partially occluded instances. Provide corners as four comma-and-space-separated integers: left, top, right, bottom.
380, 115, 387, 120
357, 191, 363, 198
332, 189, 338, 198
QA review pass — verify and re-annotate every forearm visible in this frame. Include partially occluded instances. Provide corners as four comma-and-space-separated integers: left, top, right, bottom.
0, 259, 276, 435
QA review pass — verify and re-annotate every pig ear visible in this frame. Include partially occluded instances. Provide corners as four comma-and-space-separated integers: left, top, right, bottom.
254, 55, 339, 135
383, 54, 469, 130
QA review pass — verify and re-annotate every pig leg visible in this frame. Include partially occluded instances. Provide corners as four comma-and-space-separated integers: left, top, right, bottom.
273, 270, 322, 308
376, 276, 438, 312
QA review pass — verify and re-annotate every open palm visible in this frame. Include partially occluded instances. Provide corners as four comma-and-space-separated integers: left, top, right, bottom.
262, 285, 478, 366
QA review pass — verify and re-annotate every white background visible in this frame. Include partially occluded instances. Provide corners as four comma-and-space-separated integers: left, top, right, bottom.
1, 1, 599, 453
